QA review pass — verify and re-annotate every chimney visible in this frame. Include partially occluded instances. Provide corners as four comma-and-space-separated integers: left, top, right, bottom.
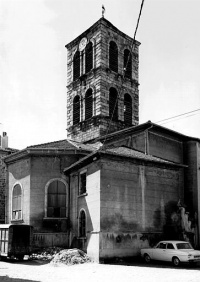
2, 132, 8, 149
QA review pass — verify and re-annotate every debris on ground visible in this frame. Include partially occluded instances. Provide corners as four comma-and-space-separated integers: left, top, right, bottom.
50, 248, 91, 266
30, 247, 91, 265
30, 247, 63, 261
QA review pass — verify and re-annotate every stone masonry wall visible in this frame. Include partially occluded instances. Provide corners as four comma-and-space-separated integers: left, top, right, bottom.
66, 18, 140, 143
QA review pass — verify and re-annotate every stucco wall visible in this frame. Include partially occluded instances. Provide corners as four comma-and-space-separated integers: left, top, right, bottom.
184, 141, 198, 212
69, 162, 101, 261
148, 131, 183, 163
7, 158, 31, 224
99, 157, 184, 259
184, 141, 200, 247
103, 129, 183, 164
30, 156, 65, 231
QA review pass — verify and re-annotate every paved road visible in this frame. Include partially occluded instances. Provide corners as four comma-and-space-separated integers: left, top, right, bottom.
0, 258, 200, 282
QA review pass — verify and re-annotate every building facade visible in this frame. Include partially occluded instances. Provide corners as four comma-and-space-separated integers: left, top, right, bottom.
0, 132, 17, 224
3, 17, 200, 262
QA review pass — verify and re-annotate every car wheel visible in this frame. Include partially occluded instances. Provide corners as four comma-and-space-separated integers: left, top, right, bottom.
172, 256, 180, 266
144, 254, 151, 263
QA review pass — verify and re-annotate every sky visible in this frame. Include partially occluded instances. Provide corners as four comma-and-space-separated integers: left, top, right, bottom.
0, 0, 200, 149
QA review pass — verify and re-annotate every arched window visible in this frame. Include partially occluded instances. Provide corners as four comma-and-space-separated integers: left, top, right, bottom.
73, 95, 80, 125
124, 93, 132, 125
85, 42, 93, 73
73, 51, 80, 80
124, 49, 132, 79
85, 89, 93, 120
109, 41, 118, 72
47, 180, 66, 218
109, 87, 118, 121
79, 210, 86, 237
12, 184, 22, 220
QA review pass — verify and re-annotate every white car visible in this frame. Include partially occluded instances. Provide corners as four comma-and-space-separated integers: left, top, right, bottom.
141, 240, 200, 266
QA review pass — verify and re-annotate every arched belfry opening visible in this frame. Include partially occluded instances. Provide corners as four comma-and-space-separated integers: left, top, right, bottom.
124, 93, 132, 125
109, 41, 118, 73
73, 95, 80, 125
85, 89, 93, 120
109, 87, 118, 121
85, 42, 93, 73
73, 51, 80, 81
65, 18, 140, 142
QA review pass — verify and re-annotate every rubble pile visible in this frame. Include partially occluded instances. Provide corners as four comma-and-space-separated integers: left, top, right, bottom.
31, 247, 63, 261
50, 248, 91, 265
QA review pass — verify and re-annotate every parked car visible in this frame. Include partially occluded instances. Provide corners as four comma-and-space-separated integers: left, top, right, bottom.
141, 240, 200, 266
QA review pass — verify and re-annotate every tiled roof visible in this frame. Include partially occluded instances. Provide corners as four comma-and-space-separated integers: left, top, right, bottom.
64, 145, 185, 174
27, 139, 102, 152
0, 147, 18, 153
105, 146, 174, 164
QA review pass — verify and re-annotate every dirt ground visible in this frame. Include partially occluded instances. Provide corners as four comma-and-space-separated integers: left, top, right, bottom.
0, 258, 200, 282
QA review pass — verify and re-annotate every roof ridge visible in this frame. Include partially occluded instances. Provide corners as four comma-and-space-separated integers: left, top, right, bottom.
27, 139, 67, 148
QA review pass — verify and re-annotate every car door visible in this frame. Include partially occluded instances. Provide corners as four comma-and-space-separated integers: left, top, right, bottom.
152, 242, 168, 261
165, 243, 176, 262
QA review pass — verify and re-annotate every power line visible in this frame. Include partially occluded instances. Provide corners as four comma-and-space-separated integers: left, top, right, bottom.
155, 108, 200, 124
100, 0, 145, 149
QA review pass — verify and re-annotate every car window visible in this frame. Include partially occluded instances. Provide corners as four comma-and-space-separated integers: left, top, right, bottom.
156, 243, 167, 249
176, 243, 193, 249
167, 243, 174, 249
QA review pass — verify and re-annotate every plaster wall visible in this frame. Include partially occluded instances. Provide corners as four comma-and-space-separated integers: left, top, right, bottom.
7, 158, 30, 224
69, 163, 100, 261
30, 156, 64, 231
184, 141, 198, 212
99, 158, 184, 259
29, 155, 78, 232
184, 141, 200, 246
148, 131, 183, 163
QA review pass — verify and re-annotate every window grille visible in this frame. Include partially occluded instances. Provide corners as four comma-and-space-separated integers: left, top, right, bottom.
124, 93, 132, 125
85, 89, 93, 120
124, 49, 132, 79
85, 42, 93, 73
12, 184, 22, 220
109, 87, 118, 121
73, 51, 80, 80
79, 210, 86, 237
47, 180, 66, 218
73, 95, 80, 125
109, 41, 118, 73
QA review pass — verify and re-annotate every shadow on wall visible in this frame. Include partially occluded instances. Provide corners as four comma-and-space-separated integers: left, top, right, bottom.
162, 200, 196, 246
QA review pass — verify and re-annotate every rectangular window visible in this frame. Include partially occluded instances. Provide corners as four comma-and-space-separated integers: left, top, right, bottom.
79, 171, 87, 195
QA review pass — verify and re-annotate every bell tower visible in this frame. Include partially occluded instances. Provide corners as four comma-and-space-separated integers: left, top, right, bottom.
65, 17, 140, 142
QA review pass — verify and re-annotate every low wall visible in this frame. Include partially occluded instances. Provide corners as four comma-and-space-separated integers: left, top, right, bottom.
33, 233, 69, 249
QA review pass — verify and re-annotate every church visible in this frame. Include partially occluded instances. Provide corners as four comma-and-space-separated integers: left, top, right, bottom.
4, 17, 200, 263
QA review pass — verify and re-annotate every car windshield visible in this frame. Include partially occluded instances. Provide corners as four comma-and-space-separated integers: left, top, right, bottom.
176, 242, 193, 249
